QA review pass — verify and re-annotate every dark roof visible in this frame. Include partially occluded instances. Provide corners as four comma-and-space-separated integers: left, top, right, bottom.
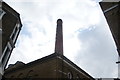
8, 61, 25, 68
5, 53, 94, 79
2, 1, 22, 27
2, 1, 20, 18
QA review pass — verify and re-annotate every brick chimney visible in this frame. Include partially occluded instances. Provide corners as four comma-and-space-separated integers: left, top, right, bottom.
55, 19, 63, 55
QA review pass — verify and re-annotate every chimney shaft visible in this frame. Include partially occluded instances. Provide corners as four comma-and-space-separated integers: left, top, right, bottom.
55, 19, 63, 55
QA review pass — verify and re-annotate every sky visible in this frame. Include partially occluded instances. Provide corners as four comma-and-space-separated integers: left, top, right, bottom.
4, 0, 118, 78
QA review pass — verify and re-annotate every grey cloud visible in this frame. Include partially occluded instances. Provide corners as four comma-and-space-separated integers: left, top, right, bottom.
74, 17, 118, 78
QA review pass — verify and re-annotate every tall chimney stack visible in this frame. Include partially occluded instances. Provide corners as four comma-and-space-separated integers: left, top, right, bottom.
55, 19, 63, 55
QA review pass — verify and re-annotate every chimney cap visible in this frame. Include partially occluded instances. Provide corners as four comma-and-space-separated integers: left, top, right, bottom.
57, 19, 63, 23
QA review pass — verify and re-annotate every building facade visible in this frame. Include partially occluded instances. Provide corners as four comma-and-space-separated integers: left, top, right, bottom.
0, 1, 22, 79
4, 19, 94, 79
4, 53, 94, 79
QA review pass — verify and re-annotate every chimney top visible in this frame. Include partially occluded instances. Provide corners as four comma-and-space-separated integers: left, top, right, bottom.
57, 19, 62, 23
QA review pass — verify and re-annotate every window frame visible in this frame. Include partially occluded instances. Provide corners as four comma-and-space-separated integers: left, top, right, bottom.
1, 41, 12, 69
10, 22, 20, 44
67, 72, 73, 79
0, 9, 6, 20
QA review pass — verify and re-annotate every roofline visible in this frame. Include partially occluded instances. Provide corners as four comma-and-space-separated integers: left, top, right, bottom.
5, 53, 94, 79
5, 53, 57, 73
99, 2, 119, 13
59, 54, 94, 79
100, 0, 120, 2
2, 1, 20, 19
2, 1, 22, 27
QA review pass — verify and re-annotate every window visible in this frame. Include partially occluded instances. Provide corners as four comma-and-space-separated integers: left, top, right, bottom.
2, 42, 12, 69
2, 46, 10, 68
0, 28, 2, 34
13, 26, 18, 43
10, 22, 20, 44
67, 72, 73, 79
10, 26, 17, 43
7, 42, 12, 50
76, 74, 80, 80
26, 70, 33, 80
0, 9, 5, 20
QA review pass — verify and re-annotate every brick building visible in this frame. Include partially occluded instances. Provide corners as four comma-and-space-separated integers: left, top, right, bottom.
4, 53, 94, 79
4, 19, 94, 79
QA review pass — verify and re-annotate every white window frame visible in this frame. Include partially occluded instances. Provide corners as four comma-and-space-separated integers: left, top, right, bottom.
0, 9, 6, 20
67, 72, 73, 79
13, 23, 20, 43
0, 28, 2, 34
7, 41, 12, 50
1, 41, 12, 69
2, 46, 10, 69
10, 22, 20, 44
104, 4, 119, 13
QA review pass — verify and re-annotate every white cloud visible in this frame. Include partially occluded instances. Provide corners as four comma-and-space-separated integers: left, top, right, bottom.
4, 0, 118, 78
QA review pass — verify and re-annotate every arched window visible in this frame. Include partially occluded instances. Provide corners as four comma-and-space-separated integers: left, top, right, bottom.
26, 70, 34, 79
76, 74, 80, 80
0, 9, 6, 20
17, 73, 23, 78
67, 72, 73, 79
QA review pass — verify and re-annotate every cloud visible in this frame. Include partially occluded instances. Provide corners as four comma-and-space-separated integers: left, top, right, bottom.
73, 11, 118, 78
4, 0, 118, 78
